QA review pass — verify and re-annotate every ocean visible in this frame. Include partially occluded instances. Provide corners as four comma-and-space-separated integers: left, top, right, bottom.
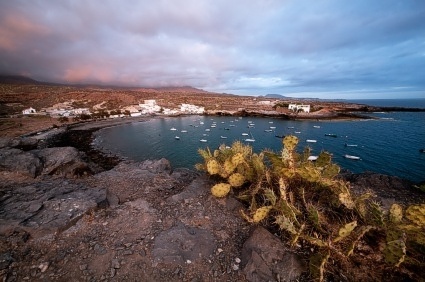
93, 99, 425, 183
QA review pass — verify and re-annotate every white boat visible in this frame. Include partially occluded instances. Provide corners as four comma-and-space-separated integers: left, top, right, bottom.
229, 124, 236, 127
264, 129, 273, 132
295, 131, 301, 134
269, 126, 276, 129
200, 139, 207, 143
244, 132, 255, 142
200, 122, 204, 125
175, 136, 180, 140
211, 125, 216, 128
202, 133, 208, 136
313, 125, 321, 128
170, 127, 177, 131
308, 156, 318, 161
345, 154, 360, 160
220, 136, 228, 139
181, 130, 188, 133
242, 133, 249, 136
205, 129, 211, 132
306, 139, 317, 143
269, 121, 273, 124
288, 126, 295, 129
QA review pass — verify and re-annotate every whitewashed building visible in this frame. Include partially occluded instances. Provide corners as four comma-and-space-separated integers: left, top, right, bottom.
22, 107, 36, 115
288, 104, 310, 113
180, 104, 205, 114
139, 100, 161, 114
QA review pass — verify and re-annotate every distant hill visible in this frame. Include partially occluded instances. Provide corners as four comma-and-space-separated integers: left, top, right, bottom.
0, 75, 42, 85
263, 94, 287, 99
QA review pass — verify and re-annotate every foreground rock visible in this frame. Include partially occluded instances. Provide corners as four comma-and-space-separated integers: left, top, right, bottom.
0, 147, 306, 281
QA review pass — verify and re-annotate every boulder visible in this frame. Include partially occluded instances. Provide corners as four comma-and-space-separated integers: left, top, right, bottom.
94, 160, 191, 206
0, 148, 42, 178
241, 226, 306, 282
152, 222, 216, 266
32, 147, 92, 177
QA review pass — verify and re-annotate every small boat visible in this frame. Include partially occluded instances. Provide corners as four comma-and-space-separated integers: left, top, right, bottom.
308, 156, 318, 161
264, 129, 273, 132
295, 131, 301, 134
313, 125, 321, 128
200, 139, 207, 143
244, 138, 255, 142
306, 139, 317, 143
325, 134, 337, 137
269, 126, 276, 129
211, 125, 216, 128
175, 136, 180, 140
202, 133, 208, 136
345, 143, 358, 147
345, 154, 360, 160
275, 135, 285, 138
224, 128, 230, 130
220, 136, 228, 139
288, 126, 294, 129
221, 121, 225, 124
181, 130, 188, 133
242, 133, 249, 136
170, 127, 177, 131
229, 125, 236, 127
199, 122, 204, 125
205, 129, 210, 132
269, 121, 273, 124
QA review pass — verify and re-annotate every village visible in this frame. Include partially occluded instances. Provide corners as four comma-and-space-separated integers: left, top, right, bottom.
21, 99, 311, 119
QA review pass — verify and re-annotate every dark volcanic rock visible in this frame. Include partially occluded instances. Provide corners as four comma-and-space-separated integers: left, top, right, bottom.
241, 226, 306, 282
0, 179, 106, 236
32, 147, 92, 177
0, 148, 42, 178
152, 222, 216, 265
93, 159, 194, 206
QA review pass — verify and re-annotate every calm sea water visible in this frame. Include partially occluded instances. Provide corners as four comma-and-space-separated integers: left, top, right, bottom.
93, 99, 425, 183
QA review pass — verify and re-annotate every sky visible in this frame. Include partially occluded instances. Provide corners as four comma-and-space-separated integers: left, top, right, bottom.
1, 0, 425, 99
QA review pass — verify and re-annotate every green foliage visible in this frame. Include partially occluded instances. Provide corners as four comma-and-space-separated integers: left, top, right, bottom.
196, 135, 425, 280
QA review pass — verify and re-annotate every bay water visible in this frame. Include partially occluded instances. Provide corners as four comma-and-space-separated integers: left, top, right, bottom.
93, 99, 425, 183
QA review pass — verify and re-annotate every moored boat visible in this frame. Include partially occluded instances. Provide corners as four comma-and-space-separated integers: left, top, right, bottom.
306, 139, 317, 143
200, 139, 207, 143
344, 154, 360, 160
175, 136, 180, 140
325, 134, 337, 137
170, 127, 177, 131
308, 156, 318, 161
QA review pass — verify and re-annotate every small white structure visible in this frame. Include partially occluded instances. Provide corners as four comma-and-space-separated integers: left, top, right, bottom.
22, 107, 36, 115
288, 104, 310, 113
258, 100, 272, 105
180, 103, 204, 114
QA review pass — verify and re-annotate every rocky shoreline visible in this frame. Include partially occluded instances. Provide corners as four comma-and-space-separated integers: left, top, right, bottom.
1, 119, 424, 281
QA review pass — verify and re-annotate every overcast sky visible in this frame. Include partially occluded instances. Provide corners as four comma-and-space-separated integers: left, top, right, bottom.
1, 0, 424, 99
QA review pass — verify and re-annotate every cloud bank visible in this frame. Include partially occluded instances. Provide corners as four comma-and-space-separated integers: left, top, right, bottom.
1, 0, 424, 98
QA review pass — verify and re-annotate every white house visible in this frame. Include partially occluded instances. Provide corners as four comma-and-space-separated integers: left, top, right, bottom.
288, 104, 310, 113
180, 103, 205, 114
22, 107, 36, 115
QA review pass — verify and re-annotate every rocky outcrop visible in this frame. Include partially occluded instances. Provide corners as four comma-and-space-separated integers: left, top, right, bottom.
0, 178, 106, 237
0, 148, 42, 178
32, 147, 92, 177
0, 145, 92, 178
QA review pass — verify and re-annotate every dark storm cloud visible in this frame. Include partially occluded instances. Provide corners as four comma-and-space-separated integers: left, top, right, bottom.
0, 0, 424, 98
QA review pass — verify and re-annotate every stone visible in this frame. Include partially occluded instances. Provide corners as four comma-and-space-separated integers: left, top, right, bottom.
32, 147, 92, 177
152, 222, 216, 266
241, 226, 306, 282
0, 148, 42, 178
